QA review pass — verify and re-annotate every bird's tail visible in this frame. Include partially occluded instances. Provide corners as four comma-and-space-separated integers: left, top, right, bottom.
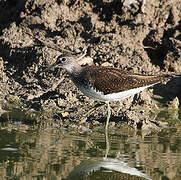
161, 73, 181, 83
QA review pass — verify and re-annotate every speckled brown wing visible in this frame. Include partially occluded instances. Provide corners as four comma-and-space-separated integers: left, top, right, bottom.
82, 66, 165, 95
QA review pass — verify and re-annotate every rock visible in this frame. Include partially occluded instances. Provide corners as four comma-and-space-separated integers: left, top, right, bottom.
168, 97, 180, 109
61, 111, 69, 118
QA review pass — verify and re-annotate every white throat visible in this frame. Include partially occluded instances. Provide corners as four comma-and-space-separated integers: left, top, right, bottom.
64, 63, 82, 74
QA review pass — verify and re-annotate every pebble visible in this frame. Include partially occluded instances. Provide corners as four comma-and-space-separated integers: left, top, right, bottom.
61, 112, 69, 118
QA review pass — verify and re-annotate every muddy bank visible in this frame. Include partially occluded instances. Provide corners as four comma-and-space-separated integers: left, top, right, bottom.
0, 0, 181, 129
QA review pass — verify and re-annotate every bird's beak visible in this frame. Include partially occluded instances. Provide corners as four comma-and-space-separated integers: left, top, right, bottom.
43, 62, 57, 72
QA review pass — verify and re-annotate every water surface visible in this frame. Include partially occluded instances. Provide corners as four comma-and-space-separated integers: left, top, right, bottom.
0, 121, 181, 180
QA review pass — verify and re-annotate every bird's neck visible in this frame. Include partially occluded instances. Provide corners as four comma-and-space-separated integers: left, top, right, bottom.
65, 62, 82, 75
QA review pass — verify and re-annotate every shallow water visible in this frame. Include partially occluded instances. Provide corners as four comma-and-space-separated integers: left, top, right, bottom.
0, 119, 181, 180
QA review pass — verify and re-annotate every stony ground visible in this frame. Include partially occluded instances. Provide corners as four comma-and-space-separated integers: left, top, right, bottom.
0, 0, 181, 130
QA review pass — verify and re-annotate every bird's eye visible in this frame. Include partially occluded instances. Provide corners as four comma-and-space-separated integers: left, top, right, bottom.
61, 57, 67, 62
56, 56, 67, 64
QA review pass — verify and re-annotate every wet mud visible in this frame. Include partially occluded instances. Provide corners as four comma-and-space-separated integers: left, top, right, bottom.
0, 0, 181, 129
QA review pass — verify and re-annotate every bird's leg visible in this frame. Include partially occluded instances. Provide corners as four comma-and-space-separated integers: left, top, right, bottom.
79, 102, 105, 124
104, 124, 110, 159
117, 101, 123, 115
105, 102, 111, 131
83, 102, 104, 117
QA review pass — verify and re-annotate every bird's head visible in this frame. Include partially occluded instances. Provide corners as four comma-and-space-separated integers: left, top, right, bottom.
44, 54, 80, 74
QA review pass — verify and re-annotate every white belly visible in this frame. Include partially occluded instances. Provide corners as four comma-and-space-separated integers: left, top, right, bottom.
77, 84, 155, 102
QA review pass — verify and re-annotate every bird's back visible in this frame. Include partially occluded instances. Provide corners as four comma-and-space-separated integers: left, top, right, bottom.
72, 65, 167, 95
